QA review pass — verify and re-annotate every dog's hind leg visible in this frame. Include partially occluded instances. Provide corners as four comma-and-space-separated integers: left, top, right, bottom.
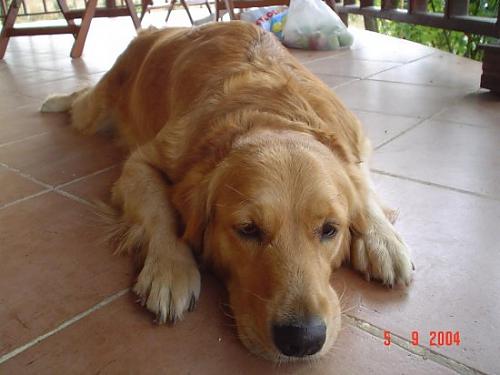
41, 88, 88, 113
41, 83, 112, 135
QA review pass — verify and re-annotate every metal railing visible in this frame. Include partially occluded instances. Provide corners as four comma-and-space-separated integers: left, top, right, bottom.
336, 0, 500, 38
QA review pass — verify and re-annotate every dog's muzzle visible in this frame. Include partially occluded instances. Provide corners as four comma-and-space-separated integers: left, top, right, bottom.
272, 316, 326, 357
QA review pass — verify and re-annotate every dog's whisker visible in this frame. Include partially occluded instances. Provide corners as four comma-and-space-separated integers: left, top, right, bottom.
241, 288, 272, 304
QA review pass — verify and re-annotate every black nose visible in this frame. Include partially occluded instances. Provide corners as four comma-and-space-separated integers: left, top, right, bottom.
272, 317, 326, 357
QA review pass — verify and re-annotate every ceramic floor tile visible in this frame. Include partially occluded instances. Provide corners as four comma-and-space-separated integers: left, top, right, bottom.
17, 76, 92, 101
331, 174, 500, 374
0, 166, 46, 207
0, 65, 41, 94
305, 57, 399, 79
334, 79, 473, 118
0, 277, 456, 375
0, 93, 40, 114
373, 119, 500, 198
0, 130, 124, 186
353, 110, 422, 148
0, 66, 75, 92
5, 32, 74, 57
288, 48, 350, 63
60, 165, 122, 204
337, 41, 435, 63
10, 53, 119, 76
0, 192, 132, 356
315, 73, 357, 88
370, 52, 482, 89
435, 90, 500, 128
0, 105, 68, 146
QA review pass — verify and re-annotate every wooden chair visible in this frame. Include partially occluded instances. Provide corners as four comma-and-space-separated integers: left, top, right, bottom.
140, 0, 212, 24
214, 0, 336, 21
215, 0, 287, 20
165, 0, 211, 24
0, 0, 141, 59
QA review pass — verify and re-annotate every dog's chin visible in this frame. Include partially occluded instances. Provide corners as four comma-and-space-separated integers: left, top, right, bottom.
236, 320, 338, 363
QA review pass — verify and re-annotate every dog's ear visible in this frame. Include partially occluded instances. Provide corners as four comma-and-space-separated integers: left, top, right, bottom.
344, 165, 370, 236
171, 165, 213, 253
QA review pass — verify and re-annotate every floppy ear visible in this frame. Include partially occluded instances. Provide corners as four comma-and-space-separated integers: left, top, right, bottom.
170, 165, 213, 253
345, 164, 370, 236
297, 125, 370, 235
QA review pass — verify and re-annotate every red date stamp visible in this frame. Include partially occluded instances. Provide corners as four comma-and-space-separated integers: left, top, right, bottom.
383, 331, 461, 347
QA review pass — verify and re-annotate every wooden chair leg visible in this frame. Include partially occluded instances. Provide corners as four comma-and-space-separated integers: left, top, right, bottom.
124, 0, 141, 29
140, 0, 152, 21
223, 0, 235, 20
56, 0, 77, 38
1, 0, 9, 18
165, 0, 176, 22
179, 0, 194, 25
0, 0, 21, 59
70, 0, 97, 58
324, 0, 336, 10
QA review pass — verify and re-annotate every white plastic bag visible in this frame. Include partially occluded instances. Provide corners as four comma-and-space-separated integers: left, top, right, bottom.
239, 7, 286, 32
282, 0, 353, 50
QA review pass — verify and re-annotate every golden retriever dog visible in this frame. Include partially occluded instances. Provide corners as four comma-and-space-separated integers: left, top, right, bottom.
42, 21, 413, 361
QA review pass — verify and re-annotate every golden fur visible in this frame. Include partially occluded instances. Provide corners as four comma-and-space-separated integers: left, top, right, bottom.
42, 21, 413, 361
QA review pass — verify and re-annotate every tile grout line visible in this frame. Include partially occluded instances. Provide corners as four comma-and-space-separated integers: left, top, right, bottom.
0, 188, 52, 210
343, 314, 487, 375
54, 188, 96, 208
332, 78, 361, 90
374, 117, 428, 151
0, 162, 52, 189
56, 164, 118, 189
362, 63, 404, 80
369, 90, 484, 152
0, 132, 50, 149
0, 162, 119, 210
0, 288, 130, 365
365, 77, 480, 91
371, 169, 500, 202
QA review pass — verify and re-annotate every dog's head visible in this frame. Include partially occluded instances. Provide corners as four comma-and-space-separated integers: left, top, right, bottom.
172, 125, 366, 361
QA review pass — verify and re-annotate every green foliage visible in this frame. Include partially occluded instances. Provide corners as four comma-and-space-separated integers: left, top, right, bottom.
377, 0, 499, 61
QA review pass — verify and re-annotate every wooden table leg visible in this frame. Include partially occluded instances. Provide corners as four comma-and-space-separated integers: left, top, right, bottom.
0, 0, 21, 59
70, 0, 97, 58
124, 0, 141, 29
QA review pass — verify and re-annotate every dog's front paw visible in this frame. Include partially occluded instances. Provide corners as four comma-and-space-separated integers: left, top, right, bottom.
351, 227, 413, 287
133, 241, 201, 324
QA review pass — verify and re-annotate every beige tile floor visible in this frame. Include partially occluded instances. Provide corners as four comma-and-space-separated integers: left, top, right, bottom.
0, 10, 499, 375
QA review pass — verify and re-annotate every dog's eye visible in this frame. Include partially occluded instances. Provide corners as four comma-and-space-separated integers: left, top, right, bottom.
236, 223, 262, 240
320, 222, 337, 240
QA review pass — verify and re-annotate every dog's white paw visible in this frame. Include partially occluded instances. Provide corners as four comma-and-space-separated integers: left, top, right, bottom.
351, 227, 413, 287
40, 94, 74, 113
41, 88, 89, 113
134, 241, 201, 324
